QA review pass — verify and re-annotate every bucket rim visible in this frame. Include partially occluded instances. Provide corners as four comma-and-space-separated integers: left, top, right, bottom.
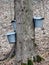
6, 32, 16, 35
33, 16, 44, 20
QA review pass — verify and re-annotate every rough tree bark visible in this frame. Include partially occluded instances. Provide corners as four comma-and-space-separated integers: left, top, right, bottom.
14, 0, 37, 64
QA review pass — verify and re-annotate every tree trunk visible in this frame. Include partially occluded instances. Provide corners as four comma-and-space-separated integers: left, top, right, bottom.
14, 0, 37, 64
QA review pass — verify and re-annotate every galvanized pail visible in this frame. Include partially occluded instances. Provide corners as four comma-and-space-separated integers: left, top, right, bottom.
11, 20, 16, 31
33, 16, 44, 28
6, 32, 16, 43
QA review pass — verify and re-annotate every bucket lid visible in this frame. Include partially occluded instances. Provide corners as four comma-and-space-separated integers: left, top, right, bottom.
11, 20, 16, 23
33, 16, 44, 20
6, 32, 16, 35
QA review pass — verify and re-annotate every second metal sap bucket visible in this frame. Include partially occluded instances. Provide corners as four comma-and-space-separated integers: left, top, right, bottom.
33, 16, 44, 28
11, 20, 16, 31
6, 32, 16, 43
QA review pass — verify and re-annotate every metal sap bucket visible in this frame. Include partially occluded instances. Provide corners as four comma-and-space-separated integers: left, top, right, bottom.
11, 20, 16, 31
33, 16, 44, 28
6, 32, 16, 43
